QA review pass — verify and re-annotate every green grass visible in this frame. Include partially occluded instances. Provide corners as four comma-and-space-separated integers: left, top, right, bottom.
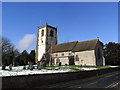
2, 65, 117, 72
46, 65, 111, 70
43, 65, 119, 70
69, 65, 111, 69
69, 67, 84, 72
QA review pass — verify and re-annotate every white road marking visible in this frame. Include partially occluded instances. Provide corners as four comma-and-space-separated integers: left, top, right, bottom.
110, 82, 119, 88
77, 86, 81, 88
106, 82, 119, 88
87, 81, 98, 85
102, 72, 119, 79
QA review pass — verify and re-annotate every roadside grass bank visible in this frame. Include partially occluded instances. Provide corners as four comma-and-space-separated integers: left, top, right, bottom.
0, 65, 119, 77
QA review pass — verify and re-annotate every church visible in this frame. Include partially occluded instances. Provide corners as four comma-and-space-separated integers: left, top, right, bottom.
35, 24, 105, 66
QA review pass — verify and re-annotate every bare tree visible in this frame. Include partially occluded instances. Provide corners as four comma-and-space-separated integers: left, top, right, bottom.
1, 37, 19, 66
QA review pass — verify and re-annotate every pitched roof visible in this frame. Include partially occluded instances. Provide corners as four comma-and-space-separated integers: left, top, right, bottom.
48, 41, 78, 53
48, 39, 100, 53
72, 39, 99, 52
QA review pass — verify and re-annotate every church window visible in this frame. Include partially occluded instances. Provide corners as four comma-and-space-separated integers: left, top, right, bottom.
76, 55, 79, 61
50, 30, 54, 37
56, 54, 58, 57
81, 60, 84, 64
98, 48, 101, 59
41, 29, 44, 36
41, 40, 43, 43
56, 58, 60, 64
62, 53, 64, 56
69, 53, 71, 55
52, 59, 54, 65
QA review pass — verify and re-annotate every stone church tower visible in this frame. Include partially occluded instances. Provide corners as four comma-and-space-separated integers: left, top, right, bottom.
35, 24, 57, 63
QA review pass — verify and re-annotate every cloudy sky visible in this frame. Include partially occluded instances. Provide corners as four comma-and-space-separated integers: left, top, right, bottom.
2, 2, 118, 52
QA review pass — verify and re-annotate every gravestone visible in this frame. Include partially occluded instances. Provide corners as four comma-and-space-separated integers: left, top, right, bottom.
59, 62, 61, 66
38, 65, 43, 70
42, 60, 46, 67
37, 63, 40, 69
2, 65, 6, 70
29, 64, 33, 70
28, 61, 33, 70
9, 64, 12, 70
23, 65, 26, 70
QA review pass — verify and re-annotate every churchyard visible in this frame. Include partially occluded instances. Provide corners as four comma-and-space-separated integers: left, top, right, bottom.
0, 65, 118, 77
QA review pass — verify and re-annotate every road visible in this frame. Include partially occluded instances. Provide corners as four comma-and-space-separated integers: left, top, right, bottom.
45, 71, 120, 88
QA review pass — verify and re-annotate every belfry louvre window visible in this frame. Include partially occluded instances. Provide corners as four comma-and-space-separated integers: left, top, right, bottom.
41, 30, 44, 36
50, 30, 54, 37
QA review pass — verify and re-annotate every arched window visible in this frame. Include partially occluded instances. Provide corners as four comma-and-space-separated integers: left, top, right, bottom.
76, 55, 79, 61
81, 60, 84, 64
50, 30, 54, 37
98, 48, 101, 59
69, 53, 71, 55
41, 40, 43, 43
56, 54, 58, 57
52, 59, 54, 65
41, 30, 44, 36
56, 58, 60, 64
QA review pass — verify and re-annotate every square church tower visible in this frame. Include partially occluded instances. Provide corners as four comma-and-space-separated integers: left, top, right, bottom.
35, 24, 57, 63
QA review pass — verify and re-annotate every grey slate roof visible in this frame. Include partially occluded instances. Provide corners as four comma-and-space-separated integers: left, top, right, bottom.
48, 41, 78, 53
48, 39, 101, 53
72, 39, 99, 52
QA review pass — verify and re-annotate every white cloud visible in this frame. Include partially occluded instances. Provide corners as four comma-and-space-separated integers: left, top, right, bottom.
18, 34, 36, 52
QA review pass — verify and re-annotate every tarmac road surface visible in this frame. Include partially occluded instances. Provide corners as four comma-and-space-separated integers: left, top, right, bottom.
44, 71, 120, 88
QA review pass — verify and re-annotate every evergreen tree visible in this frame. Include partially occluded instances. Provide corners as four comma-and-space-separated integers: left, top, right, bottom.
19, 50, 29, 65
28, 50, 35, 64
104, 42, 120, 65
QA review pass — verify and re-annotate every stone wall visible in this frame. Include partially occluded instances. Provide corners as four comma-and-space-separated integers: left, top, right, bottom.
52, 51, 72, 65
75, 50, 96, 66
